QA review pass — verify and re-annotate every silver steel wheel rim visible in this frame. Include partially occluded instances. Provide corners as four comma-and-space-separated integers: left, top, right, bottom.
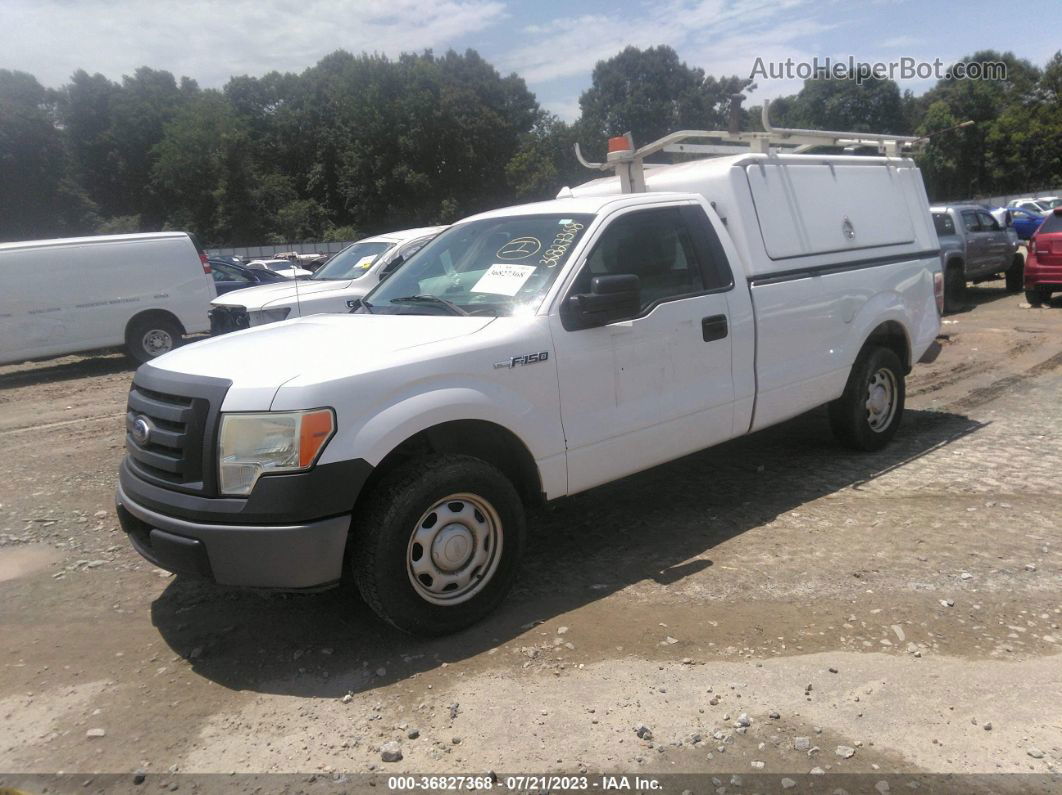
142, 329, 174, 356
406, 493, 502, 605
865, 367, 898, 432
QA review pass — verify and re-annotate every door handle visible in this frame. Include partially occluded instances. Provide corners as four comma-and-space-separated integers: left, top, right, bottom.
701, 314, 728, 342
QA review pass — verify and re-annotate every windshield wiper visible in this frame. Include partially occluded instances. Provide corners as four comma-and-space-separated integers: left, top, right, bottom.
390, 294, 468, 316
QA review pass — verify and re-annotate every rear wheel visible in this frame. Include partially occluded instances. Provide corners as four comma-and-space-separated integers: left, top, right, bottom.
1005, 255, 1024, 292
829, 346, 906, 452
1025, 287, 1049, 307
351, 454, 525, 636
943, 264, 965, 314
126, 315, 183, 365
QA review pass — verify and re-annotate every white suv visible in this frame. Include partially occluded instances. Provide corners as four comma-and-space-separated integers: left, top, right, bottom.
210, 227, 444, 332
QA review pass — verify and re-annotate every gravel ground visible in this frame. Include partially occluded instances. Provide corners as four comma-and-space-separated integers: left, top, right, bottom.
1, 282, 1060, 793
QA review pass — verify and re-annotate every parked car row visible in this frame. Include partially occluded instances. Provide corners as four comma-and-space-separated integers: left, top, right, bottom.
1007, 195, 1062, 213
208, 227, 444, 333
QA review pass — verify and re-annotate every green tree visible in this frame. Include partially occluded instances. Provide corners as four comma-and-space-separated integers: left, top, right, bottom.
151, 90, 252, 242
765, 69, 910, 134
0, 70, 95, 241
505, 112, 584, 200
578, 46, 751, 157
913, 51, 1042, 198
107, 67, 197, 223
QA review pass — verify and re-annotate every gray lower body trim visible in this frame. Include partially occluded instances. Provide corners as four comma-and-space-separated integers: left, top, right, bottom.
117, 484, 350, 589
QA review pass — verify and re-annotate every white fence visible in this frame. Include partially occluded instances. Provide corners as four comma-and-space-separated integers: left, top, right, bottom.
206, 240, 355, 259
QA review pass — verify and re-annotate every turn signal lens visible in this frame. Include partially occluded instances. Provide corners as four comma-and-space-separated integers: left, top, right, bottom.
933, 271, 944, 315
299, 409, 335, 468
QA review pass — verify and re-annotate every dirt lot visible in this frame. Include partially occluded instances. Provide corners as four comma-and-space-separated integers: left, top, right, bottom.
1, 283, 1061, 792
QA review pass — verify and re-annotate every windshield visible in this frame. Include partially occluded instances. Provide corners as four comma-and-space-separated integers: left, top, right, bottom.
364, 214, 595, 316
312, 241, 393, 280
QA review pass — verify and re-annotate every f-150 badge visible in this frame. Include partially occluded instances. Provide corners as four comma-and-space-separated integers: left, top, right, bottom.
494, 351, 549, 369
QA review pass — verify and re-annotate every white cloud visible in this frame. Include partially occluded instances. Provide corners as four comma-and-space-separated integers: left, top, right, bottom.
877, 35, 925, 49
496, 0, 830, 91
0, 0, 506, 87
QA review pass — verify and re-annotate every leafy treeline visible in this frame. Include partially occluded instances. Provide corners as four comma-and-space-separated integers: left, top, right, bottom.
1, 45, 1060, 245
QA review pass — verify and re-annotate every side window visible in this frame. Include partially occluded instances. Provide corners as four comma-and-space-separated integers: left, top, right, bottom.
573, 207, 704, 313
961, 211, 981, 232
932, 213, 955, 236
215, 263, 252, 283
978, 211, 1000, 231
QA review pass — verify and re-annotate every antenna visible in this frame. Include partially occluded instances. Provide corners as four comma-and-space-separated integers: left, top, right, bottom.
292, 249, 303, 318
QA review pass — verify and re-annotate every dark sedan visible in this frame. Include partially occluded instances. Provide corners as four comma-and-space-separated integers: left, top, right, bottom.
210, 258, 289, 295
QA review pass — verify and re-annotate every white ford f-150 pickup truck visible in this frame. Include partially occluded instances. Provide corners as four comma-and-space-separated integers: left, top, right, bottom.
117, 130, 943, 635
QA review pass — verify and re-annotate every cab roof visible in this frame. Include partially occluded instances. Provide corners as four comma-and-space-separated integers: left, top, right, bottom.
461, 193, 700, 223
365, 225, 447, 243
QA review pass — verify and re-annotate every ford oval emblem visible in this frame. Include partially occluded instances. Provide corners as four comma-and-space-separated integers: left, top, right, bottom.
131, 415, 153, 446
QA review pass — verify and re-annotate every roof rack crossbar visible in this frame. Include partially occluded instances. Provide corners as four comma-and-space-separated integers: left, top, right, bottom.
573, 101, 927, 191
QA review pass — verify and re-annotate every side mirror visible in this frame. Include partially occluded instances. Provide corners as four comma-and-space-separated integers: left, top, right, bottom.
562, 274, 641, 330
378, 254, 405, 281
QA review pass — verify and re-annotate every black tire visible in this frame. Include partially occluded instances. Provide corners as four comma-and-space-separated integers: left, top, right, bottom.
828, 346, 906, 452
943, 264, 965, 314
351, 454, 526, 636
126, 315, 183, 365
1005, 255, 1024, 293
1025, 287, 1047, 307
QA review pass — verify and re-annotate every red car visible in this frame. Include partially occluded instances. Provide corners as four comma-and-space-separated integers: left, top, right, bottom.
1025, 207, 1062, 307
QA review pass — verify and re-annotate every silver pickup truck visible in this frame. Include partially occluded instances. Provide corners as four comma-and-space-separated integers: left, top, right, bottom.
932, 204, 1023, 312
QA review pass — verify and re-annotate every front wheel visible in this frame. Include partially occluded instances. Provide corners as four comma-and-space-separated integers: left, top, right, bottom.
351, 454, 526, 636
1005, 255, 1024, 293
828, 346, 906, 452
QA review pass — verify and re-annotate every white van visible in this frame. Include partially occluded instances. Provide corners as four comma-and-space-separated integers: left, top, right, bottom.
0, 232, 215, 366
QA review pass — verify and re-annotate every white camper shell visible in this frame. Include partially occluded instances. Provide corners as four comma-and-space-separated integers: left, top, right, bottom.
0, 232, 215, 366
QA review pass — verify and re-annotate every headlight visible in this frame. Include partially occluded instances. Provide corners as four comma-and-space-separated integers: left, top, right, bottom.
218, 409, 335, 496
248, 307, 291, 326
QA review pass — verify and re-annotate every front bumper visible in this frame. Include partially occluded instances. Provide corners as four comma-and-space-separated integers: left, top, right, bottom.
117, 483, 350, 589
209, 306, 249, 335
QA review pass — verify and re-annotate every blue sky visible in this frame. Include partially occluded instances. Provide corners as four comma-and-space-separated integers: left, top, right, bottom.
3, 0, 1059, 120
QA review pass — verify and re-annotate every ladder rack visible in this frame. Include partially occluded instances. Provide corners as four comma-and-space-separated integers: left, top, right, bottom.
574, 100, 926, 193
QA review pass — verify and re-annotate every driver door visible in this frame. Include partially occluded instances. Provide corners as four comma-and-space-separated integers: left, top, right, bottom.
550, 204, 736, 494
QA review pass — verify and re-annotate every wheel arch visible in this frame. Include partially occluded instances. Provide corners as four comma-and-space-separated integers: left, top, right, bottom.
359, 419, 544, 509
859, 319, 912, 373
124, 308, 187, 342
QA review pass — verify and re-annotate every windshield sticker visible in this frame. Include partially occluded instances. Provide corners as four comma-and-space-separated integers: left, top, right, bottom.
539, 221, 585, 268
471, 263, 537, 296
354, 255, 376, 270
496, 237, 542, 260
558, 219, 572, 225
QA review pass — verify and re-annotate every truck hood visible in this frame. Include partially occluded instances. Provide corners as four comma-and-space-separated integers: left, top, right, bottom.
152, 314, 496, 401
212, 278, 357, 309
